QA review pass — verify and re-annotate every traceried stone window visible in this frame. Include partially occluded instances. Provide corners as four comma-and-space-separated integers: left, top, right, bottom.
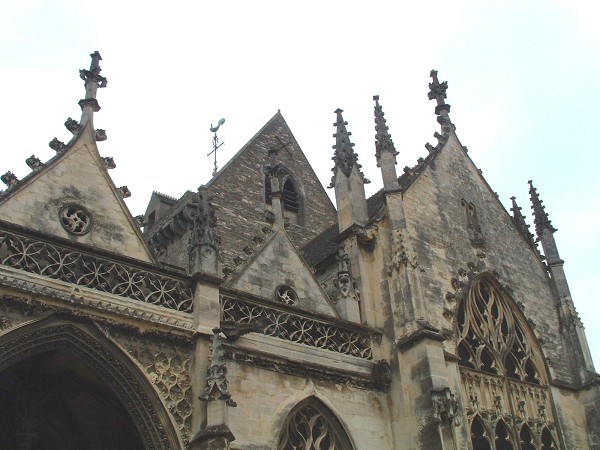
277, 397, 354, 450
458, 274, 559, 450
275, 285, 298, 306
60, 204, 92, 235
457, 276, 541, 383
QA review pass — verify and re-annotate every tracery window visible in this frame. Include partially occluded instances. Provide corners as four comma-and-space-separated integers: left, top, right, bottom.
457, 274, 560, 450
457, 276, 541, 384
278, 397, 354, 450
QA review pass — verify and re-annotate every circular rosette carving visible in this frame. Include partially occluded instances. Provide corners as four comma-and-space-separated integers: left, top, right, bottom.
60, 204, 92, 235
275, 285, 298, 306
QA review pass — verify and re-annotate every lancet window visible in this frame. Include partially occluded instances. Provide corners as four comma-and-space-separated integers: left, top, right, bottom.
283, 179, 300, 213
277, 397, 353, 450
457, 274, 560, 450
265, 169, 303, 224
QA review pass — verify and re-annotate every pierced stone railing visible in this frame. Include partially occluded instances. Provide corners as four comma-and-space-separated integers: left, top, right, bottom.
220, 291, 375, 360
0, 226, 193, 312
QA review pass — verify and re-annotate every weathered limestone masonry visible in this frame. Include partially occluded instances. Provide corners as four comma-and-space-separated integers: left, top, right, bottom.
1, 52, 599, 450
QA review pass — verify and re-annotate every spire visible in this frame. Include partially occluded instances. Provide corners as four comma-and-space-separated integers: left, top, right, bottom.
330, 109, 369, 230
510, 196, 536, 247
528, 180, 557, 239
373, 95, 399, 163
329, 108, 369, 188
373, 96, 400, 191
428, 69, 452, 133
78, 51, 107, 126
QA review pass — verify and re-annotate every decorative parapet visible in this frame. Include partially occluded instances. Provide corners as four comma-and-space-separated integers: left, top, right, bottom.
0, 223, 193, 312
220, 291, 376, 359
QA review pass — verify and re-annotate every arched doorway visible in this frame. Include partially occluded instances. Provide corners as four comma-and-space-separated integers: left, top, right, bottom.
0, 316, 181, 449
0, 350, 144, 449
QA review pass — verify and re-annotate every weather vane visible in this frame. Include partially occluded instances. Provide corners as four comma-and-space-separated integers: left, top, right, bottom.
208, 118, 226, 176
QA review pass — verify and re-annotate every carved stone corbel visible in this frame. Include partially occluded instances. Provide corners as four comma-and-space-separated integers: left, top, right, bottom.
432, 387, 459, 426
373, 360, 392, 387
352, 225, 377, 251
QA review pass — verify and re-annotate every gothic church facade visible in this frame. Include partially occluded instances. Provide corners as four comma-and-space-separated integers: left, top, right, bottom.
0, 53, 598, 449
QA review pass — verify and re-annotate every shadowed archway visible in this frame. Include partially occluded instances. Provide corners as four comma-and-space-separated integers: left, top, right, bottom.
0, 315, 181, 449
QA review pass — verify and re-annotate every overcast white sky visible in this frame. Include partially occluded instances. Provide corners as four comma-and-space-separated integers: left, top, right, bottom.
1, 0, 599, 366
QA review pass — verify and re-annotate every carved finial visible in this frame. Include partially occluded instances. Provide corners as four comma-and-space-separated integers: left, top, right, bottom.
199, 328, 237, 407
189, 186, 221, 274
78, 51, 107, 119
373, 95, 399, 166
428, 70, 448, 106
25, 155, 44, 171
428, 70, 452, 132
118, 186, 131, 198
510, 196, 536, 247
64, 117, 81, 134
95, 129, 107, 141
79, 51, 107, 92
528, 180, 557, 238
134, 214, 147, 228
329, 108, 369, 188
1, 172, 18, 188
101, 156, 116, 170
49, 138, 65, 153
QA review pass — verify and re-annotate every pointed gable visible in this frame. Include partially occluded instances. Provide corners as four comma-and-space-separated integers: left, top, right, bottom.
229, 228, 338, 317
205, 111, 337, 273
0, 125, 154, 263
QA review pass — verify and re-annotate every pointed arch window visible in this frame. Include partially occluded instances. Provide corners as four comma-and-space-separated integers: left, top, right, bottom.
283, 179, 300, 213
457, 276, 541, 384
471, 415, 492, 450
457, 274, 560, 450
277, 397, 353, 450
264, 168, 304, 225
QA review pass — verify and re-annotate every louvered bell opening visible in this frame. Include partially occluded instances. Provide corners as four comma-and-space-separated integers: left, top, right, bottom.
265, 178, 273, 204
283, 180, 299, 212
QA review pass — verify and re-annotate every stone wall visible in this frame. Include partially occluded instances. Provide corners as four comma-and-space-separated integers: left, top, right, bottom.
226, 361, 392, 449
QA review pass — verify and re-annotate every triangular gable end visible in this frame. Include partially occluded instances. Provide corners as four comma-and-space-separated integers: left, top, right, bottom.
0, 125, 155, 263
228, 227, 339, 318
404, 129, 546, 272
